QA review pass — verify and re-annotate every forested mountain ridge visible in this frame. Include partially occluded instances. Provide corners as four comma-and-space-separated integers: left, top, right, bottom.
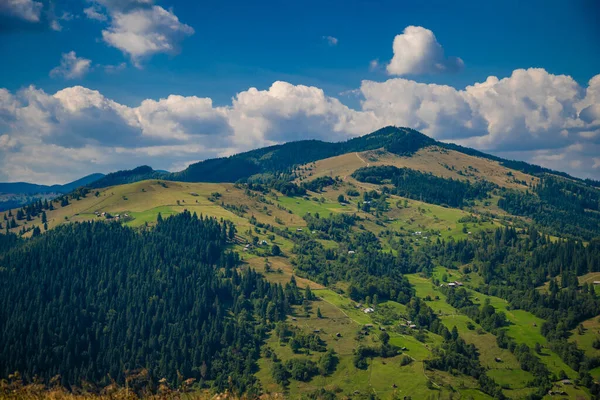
167, 126, 434, 183
87, 126, 595, 189
87, 166, 167, 189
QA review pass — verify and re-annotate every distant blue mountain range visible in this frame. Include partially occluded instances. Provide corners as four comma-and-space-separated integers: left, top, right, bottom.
0, 173, 105, 195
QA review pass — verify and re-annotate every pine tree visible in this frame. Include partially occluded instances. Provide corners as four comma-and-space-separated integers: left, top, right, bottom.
304, 286, 314, 301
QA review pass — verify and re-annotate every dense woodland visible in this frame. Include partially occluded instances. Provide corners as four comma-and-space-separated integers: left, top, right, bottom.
499, 176, 600, 240
293, 213, 415, 303
352, 165, 495, 208
0, 212, 304, 395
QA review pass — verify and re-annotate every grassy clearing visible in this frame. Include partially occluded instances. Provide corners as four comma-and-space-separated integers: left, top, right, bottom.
570, 315, 600, 359
314, 289, 373, 326
383, 199, 498, 242
464, 289, 579, 379
275, 195, 345, 218
5, 179, 312, 239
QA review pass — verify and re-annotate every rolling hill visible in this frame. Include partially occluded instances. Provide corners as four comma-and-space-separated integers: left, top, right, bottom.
2, 126, 600, 399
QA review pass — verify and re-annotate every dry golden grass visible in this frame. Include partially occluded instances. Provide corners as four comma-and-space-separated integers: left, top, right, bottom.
296, 146, 538, 190
0, 373, 283, 400
1, 180, 305, 238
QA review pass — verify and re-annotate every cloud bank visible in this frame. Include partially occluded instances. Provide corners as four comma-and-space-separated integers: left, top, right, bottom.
1, 68, 599, 183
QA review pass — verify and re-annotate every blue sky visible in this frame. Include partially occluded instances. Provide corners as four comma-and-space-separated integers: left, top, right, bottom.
0, 0, 599, 183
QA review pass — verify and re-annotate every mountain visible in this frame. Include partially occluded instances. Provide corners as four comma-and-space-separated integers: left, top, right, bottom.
168, 126, 435, 183
0, 173, 105, 211
89, 126, 593, 189
86, 165, 167, 189
53, 173, 106, 192
0, 173, 104, 195
2, 126, 600, 399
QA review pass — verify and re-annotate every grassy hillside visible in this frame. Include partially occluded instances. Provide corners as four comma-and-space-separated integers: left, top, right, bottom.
3, 128, 600, 399
295, 146, 538, 191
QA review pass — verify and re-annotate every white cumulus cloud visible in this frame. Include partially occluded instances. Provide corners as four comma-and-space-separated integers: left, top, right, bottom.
100, 4, 194, 67
387, 26, 464, 76
50, 52, 92, 80
229, 81, 377, 147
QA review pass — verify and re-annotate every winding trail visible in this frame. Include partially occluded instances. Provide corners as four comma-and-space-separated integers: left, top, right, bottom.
343, 152, 370, 181
355, 152, 370, 167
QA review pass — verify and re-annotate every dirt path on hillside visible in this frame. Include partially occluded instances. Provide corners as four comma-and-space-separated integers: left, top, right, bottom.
355, 152, 370, 167
343, 152, 371, 181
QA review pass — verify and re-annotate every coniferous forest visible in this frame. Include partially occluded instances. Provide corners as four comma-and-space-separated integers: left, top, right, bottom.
0, 212, 302, 395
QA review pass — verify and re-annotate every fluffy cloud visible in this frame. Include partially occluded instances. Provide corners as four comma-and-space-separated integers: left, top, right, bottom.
96, 2, 194, 67
229, 81, 377, 147
387, 26, 464, 76
1, 69, 600, 183
50, 52, 92, 80
0, 85, 229, 182
360, 78, 486, 139
360, 69, 600, 154
0, 0, 42, 22
136, 95, 232, 142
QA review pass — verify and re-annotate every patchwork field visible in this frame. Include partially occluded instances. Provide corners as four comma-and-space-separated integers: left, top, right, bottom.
406, 269, 593, 399
256, 284, 493, 399
406, 274, 536, 396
